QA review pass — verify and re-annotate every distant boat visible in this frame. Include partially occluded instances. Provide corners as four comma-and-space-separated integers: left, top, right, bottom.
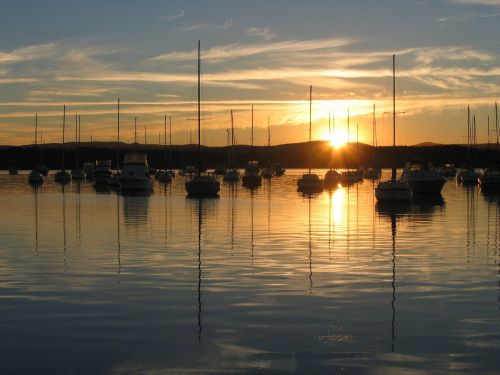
273, 164, 285, 176
261, 117, 275, 179
94, 160, 112, 184
323, 113, 340, 189
119, 152, 152, 191
375, 55, 411, 202
83, 162, 95, 179
297, 85, 323, 193
456, 107, 478, 183
28, 114, 44, 184
8, 166, 19, 175
54, 105, 71, 184
224, 110, 241, 182
242, 105, 263, 188
185, 41, 220, 197
340, 109, 362, 185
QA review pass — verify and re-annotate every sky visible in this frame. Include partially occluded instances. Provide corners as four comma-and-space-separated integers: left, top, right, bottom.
1, 0, 500, 146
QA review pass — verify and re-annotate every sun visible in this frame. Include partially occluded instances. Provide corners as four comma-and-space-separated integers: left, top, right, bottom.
321, 128, 349, 149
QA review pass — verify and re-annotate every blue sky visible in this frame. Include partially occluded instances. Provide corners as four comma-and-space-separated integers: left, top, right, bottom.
1, 0, 500, 146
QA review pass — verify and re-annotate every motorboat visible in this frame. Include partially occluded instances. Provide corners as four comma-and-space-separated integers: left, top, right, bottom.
83, 162, 95, 179
94, 160, 112, 184
340, 170, 362, 185
119, 152, 152, 191
478, 166, 500, 190
54, 170, 71, 183
402, 161, 446, 194
242, 161, 262, 187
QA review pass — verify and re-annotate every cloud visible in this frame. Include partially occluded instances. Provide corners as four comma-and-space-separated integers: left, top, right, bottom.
246, 27, 277, 40
150, 38, 353, 62
449, 0, 500, 4
0, 43, 57, 64
158, 10, 186, 22
178, 20, 233, 32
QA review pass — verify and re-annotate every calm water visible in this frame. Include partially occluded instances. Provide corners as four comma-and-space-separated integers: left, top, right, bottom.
0, 170, 499, 374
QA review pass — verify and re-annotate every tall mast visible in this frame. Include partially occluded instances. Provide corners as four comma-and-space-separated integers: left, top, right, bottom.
35, 113, 38, 146
117, 98, 120, 170
393, 54, 396, 148
251, 105, 254, 147
309, 85, 312, 174
496, 102, 499, 160
169, 116, 172, 168
197, 40, 201, 175
134, 117, 137, 144
230, 109, 234, 167
347, 108, 350, 144
164, 115, 167, 169
268, 116, 271, 147
329, 113, 331, 138
373, 104, 376, 148
467, 106, 471, 164
75, 114, 78, 169
78, 115, 81, 168
62, 105, 66, 170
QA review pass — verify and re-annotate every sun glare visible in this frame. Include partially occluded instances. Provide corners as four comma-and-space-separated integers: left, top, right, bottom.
321, 128, 349, 149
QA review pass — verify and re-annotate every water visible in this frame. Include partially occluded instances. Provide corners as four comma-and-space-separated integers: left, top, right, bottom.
0, 170, 499, 374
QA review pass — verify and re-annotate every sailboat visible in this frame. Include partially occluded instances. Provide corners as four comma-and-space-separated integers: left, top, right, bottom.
479, 102, 500, 189
224, 110, 241, 182
54, 105, 71, 183
297, 85, 323, 192
261, 117, 274, 179
242, 105, 263, 187
28, 114, 44, 184
109, 98, 121, 187
323, 113, 340, 188
185, 41, 221, 197
340, 109, 361, 185
158, 115, 173, 183
364, 104, 382, 179
375, 55, 412, 202
457, 106, 478, 183
71, 114, 85, 180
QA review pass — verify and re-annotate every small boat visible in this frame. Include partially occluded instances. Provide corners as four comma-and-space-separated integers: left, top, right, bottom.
323, 169, 340, 189
297, 86, 323, 193
71, 169, 85, 180
119, 152, 152, 191
8, 166, 19, 175
223, 168, 240, 182
157, 170, 172, 183
242, 161, 263, 187
340, 170, 361, 185
94, 160, 112, 184
184, 41, 220, 197
375, 55, 412, 202
364, 166, 382, 179
28, 170, 44, 184
273, 164, 285, 176
478, 166, 500, 189
438, 164, 456, 178
456, 168, 478, 183
402, 160, 446, 194
184, 165, 196, 175
261, 167, 274, 179
83, 162, 95, 179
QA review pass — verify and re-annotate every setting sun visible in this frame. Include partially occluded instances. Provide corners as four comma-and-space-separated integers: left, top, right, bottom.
321, 128, 349, 149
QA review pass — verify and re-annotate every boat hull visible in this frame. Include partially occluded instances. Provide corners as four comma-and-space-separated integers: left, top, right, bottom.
185, 176, 220, 197
54, 171, 71, 183
242, 174, 262, 187
375, 180, 412, 201
28, 171, 44, 184
408, 179, 445, 194
297, 174, 323, 193
119, 177, 152, 191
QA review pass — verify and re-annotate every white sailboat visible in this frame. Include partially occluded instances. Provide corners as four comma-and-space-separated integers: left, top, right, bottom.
185, 41, 220, 197
224, 110, 241, 182
297, 85, 323, 193
375, 55, 412, 202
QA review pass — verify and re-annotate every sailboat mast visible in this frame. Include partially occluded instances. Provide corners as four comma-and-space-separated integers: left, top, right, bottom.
268, 116, 270, 147
117, 98, 120, 170
251, 105, 254, 147
78, 115, 81, 168
75, 114, 78, 169
197, 40, 201, 175
309, 85, 312, 174
169, 116, 172, 168
134, 117, 137, 144
230, 109, 234, 167
496, 102, 499, 159
62, 105, 66, 170
393, 54, 396, 148
164, 115, 167, 169
35, 114, 38, 146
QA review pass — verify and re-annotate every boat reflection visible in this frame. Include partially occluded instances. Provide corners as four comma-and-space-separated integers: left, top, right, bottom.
122, 192, 151, 227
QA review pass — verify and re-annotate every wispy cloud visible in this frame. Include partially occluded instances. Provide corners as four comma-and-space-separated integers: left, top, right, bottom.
449, 0, 500, 5
178, 20, 233, 32
0, 43, 57, 64
158, 10, 186, 22
246, 27, 277, 40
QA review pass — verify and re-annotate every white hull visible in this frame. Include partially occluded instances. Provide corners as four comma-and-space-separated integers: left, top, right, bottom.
375, 180, 412, 201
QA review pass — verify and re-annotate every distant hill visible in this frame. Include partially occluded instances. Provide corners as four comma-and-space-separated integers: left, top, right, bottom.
412, 142, 443, 147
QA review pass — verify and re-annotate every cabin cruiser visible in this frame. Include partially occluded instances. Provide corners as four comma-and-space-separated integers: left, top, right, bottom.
401, 161, 446, 194
94, 160, 112, 184
375, 178, 412, 201
323, 169, 340, 189
456, 168, 478, 184
478, 166, 500, 189
119, 152, 152, 191
242, 161, 262, 187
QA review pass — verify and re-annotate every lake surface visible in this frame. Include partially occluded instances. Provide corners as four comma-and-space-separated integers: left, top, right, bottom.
0, 170, 499, 374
